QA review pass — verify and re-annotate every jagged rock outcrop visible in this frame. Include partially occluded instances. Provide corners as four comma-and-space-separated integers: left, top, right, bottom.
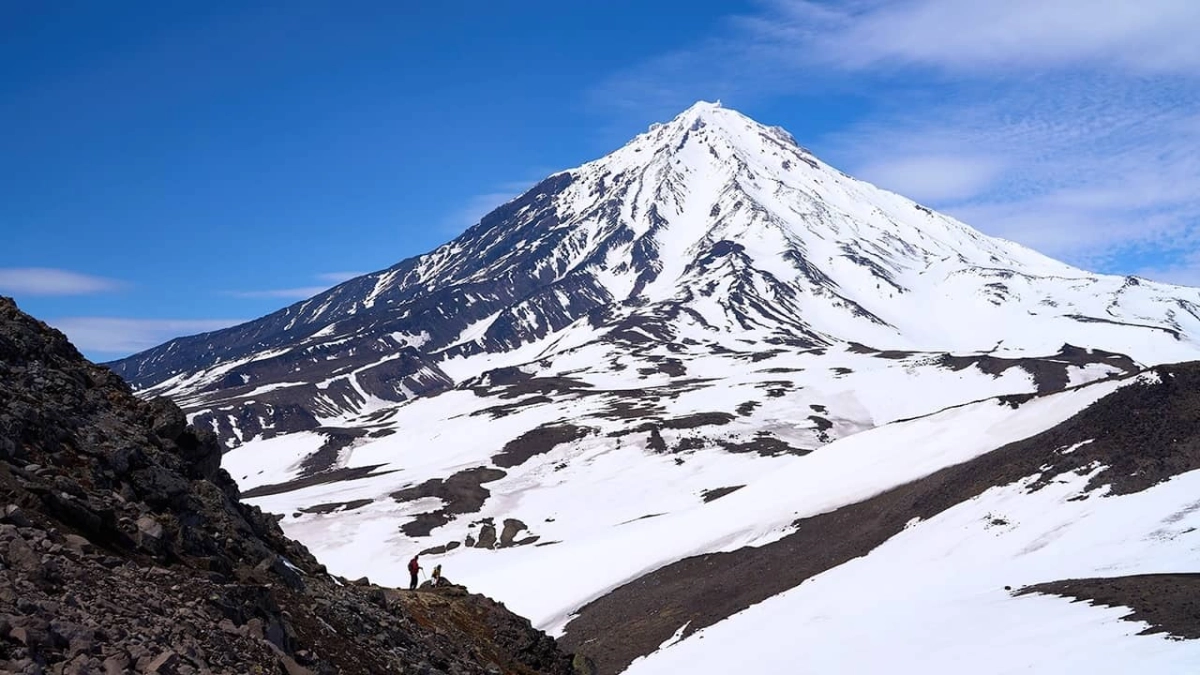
0, 296, 575, 674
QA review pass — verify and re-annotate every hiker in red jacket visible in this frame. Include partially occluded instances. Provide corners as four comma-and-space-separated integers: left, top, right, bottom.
408, 555, 422, 590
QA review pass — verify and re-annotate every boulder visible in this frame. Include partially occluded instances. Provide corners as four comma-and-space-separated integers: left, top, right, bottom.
103, 656, 130, 675
6, 537, 41, 574
3, 504, 32, 528
144, 650, 181, 674
572, 655, 598, 675
136, 515, 164, 547
475, 524, 497, 549
279, 655, 316, 675
62, 534, 93, 555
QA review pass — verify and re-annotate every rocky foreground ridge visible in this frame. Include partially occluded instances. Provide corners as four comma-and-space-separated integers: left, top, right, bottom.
0, 296, 577, 675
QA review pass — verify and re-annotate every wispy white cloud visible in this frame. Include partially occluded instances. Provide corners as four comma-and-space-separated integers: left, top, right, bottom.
751, 0, 1200, 74
1136, 252, 1200, 287
589, 0, 1200, 275
443, 191, 522, 233
0, 267, 124, 296
228, 270, 369, 300
49, 317, 244, 357
315, 271, 365, 284
855, 154, 1008, 203
825, 78, 1200, 266
227, 287, 329, 300
441, 176, 551, 234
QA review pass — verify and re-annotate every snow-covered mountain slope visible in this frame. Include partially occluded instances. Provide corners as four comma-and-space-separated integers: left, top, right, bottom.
227, 363, 1200, 674
105, 102, 1200, 672
109, 101, 1200, 451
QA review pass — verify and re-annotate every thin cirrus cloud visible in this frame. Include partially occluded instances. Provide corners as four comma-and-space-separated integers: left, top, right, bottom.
228, 271, 370, 300
443, 191, 523, 234
48, 317, 244, 357
1137, 251, 1200, 287
752, 0, 1200, 73
0, 267, 125, 296
825, 79, 1200, 267
854, 155, 1008, 204
315, 271, 366, 284
441, 176, 549, 234
227, 286, 332, 300
589, 0, 1200, 284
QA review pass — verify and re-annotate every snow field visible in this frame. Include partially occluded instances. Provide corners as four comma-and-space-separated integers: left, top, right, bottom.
234, 370, 1129, 638
625, 465, 1200, 674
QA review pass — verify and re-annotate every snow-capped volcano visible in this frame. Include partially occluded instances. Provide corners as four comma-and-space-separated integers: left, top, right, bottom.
112, 101, 1200, 439
105, 102, 1200, 674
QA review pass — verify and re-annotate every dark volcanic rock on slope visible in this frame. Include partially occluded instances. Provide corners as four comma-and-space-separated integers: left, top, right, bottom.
105, 172, 585, 390
1019, 574, 1200, 641
0, 297, 575, 675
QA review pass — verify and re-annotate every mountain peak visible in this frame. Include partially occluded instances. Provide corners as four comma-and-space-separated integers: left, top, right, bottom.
109, 102, 1200, 429
617, 100, 807, 181
677, 99, 724, 118
642, 100, 756, 142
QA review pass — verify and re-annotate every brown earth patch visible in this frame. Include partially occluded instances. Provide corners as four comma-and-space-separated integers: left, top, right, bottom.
241, 465, 395, 499
419, 540, 463, 556
659, 412, 735, 430
298, 427, 369, 476
484, 376, 593, 400
700, 486, 744, 503
1019, 574, 1200, 640
298, 498, 373, 515
492, 424, 592, 468
471, 395, 554, 419
938, 344, 1138, 395
672, 437, 707, 453
391, 467, 507, 537
748, 350, 785, 362
500, 518, 527, 546
718, 432, 809, 457
637, 356, 686, 377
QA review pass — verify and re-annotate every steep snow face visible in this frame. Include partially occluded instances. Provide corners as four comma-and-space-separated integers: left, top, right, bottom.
390, 100, 1200, 361
530, 101, 1200, 359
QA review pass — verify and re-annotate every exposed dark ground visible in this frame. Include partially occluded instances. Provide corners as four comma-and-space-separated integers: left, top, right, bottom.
391, 467, 508, 537
240, 465, 395, 499
1020, 574, 1200, 640
492, 425, 593, 469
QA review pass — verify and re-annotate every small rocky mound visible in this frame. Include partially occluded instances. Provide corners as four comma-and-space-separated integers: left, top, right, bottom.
0, 297, 575, 674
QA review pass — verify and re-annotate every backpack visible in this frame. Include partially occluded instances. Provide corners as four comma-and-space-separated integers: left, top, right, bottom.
408, 558, 419, 574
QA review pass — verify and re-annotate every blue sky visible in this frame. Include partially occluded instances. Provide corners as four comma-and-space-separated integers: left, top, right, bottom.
3, 1, 1199, 360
